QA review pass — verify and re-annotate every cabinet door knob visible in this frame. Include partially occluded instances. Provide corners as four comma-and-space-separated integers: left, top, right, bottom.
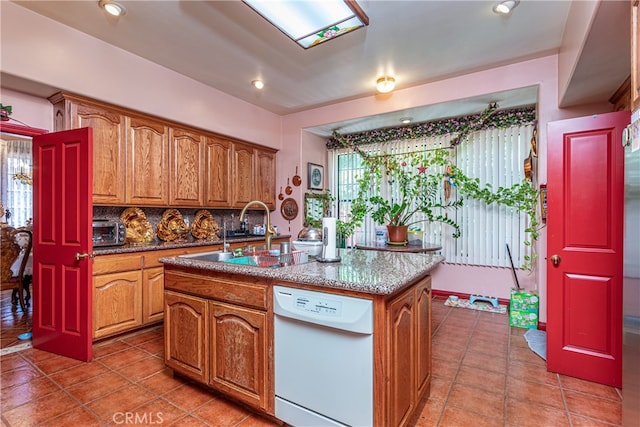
75, 252, 95, 262
550, 254, 561, 266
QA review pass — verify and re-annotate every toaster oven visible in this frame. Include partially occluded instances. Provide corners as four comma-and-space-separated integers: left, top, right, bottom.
92, 219, 126, 247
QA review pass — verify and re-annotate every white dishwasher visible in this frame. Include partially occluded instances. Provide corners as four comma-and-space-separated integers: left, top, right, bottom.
273, 285, 373, 427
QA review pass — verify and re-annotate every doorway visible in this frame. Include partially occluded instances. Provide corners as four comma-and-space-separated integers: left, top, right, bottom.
0, 123, 45, 354
546, 111, 629, 388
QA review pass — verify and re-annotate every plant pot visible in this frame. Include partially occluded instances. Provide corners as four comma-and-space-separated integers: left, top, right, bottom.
386, 225, 408, 244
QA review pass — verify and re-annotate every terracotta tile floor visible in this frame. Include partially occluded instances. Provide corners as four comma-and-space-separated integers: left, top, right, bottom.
0, 294, 623, 426
0, 290, 31, 351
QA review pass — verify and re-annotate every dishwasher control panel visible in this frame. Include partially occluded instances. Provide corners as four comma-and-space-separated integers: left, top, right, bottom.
294, 296, 342, 317
273, 285, 373, 334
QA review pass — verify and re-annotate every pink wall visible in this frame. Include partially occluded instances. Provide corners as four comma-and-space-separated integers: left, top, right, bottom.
0, 90, 53, 131
0, 2, 281, 149
277, 55, 613, 322
1, 2, 617, 323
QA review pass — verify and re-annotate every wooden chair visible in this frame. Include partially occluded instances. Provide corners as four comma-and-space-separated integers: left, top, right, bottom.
1, 226, 33, 312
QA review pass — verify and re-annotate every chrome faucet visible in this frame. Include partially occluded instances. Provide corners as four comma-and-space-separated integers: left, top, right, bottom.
222, 221, 229, 253
240, 200, 276, 250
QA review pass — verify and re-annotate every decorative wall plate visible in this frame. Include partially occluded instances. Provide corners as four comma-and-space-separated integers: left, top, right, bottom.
281, 198, 299, 221
157, 209, 189, 242
120, 207, 153, 243
191, 210, 219, 240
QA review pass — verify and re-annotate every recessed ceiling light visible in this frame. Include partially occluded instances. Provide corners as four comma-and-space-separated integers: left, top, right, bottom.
400, 117, 412, 124
99, 0, 126, 17
376, 76, 395, 93
493, 0, 519, 15
252, 80, 264, 89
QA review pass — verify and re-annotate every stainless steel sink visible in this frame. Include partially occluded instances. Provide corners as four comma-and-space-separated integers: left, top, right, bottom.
179, 251, 235, 262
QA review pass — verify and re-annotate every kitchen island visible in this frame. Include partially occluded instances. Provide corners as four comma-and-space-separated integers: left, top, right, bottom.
161, 249, 444, 427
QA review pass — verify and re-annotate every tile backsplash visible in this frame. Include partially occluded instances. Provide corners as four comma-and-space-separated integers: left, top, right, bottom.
93, 207, 268, 243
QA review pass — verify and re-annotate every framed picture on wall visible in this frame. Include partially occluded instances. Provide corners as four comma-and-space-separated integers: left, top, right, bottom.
307, 163, 324, 190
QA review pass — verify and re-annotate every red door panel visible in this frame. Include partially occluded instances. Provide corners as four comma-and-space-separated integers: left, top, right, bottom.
32, 128, 93, 362
547, 111, 629, 388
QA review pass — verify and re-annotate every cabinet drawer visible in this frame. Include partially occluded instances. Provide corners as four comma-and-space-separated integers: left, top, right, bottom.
93, 253, 142, 275
165, 270, 268, 310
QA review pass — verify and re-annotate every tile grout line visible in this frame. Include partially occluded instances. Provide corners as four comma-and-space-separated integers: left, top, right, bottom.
431, 296, 455, 426
5, 351, 105, 426
435, 304, 480, 426
34, 344, 133, 426
503, 326, 512, 427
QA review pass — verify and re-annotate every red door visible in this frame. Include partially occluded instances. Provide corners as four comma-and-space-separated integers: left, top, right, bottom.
547, 111, 629, 387
32, 128, 93, 362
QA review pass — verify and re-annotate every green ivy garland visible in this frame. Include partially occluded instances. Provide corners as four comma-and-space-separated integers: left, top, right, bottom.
326, 105, 536, 149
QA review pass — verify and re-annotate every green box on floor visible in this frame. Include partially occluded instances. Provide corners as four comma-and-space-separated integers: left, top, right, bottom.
510, 289, 539, 311
509, 289, 539, 329
509, 309, 539, 329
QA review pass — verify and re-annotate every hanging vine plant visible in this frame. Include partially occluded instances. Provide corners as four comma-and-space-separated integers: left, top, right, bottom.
333, 130, 542, 271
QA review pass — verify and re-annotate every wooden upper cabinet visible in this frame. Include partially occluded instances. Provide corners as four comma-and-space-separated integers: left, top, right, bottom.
255, 148, 276, 210
632, 0, 640, 111
232, 142, 255, 208
126, 116, 169, 206
49, 94, 126, 205
169, 127, 204, 206
205, 136, 232, 207
49, 92, 277, 209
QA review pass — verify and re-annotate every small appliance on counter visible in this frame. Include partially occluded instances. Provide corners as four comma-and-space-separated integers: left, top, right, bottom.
92, 219, 126, 247
293, 226, 323, 257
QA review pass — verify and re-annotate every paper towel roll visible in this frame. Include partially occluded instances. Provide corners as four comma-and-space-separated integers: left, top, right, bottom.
322, 217, 337, 260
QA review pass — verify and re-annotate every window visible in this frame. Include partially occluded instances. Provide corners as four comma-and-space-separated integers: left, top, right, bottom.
1, 135, 33, 228
330, 123, 534, 268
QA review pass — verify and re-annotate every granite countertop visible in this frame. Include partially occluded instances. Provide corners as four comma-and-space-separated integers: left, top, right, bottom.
93, 235, 291, 256
160, 248, 444, 296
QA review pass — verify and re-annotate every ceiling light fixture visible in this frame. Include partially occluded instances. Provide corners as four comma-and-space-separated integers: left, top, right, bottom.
400, 117, 412, 124
251, 80, 265, 89
492, 0, 519, 15
99, 0, 126, 17
243, 0, 368, 49
376, 76, 395, 94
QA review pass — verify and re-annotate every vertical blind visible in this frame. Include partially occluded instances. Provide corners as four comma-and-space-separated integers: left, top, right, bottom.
330, 124, 534, 268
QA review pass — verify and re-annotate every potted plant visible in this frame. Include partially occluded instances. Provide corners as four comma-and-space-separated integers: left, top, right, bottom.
349, 148, 462, 243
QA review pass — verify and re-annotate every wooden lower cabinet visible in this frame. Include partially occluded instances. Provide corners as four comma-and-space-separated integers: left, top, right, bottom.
164, 268, 272, 413
209, 301, 269, 410
93, 270, 143, 338
415, 278, 432, 397
164, 291, 209, 383
143, 266, 165, 324
92, 245, 225, 339
384, 275, 432, 427
387, 288, 416, 427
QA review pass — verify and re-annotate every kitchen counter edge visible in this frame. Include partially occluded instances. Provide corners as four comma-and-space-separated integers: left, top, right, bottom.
160, 249, 445, 296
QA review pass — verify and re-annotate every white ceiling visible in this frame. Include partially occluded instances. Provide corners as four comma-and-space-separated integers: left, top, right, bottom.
4, 1, 631, 136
